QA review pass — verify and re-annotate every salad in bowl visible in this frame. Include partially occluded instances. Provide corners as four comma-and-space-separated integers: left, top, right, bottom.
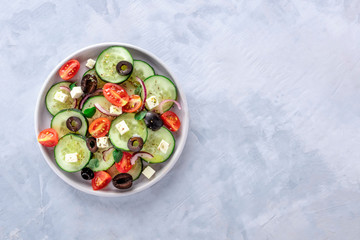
35, 43, 188, 197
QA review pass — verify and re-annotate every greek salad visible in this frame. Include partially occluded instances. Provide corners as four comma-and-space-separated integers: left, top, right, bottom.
37, 46, 182, 191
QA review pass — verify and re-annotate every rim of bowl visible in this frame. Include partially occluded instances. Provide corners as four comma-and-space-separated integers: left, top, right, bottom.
34, 42, 189, 197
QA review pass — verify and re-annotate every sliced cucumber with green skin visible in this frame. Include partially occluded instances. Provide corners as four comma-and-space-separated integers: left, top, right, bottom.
142, 75, 177, 113
83, 69, 107, 89
95, 46, 133, 83
141, 127, 175, 163
130, 60, 155, 81
45, 81, 76, 116
120, 60, 155, 95
54, 134, 91, 172
51, 109, 88, 138
127, 158, 143, 180
108, 113, 148, 151
89, 147, 115, 172
81, 95, 114, 124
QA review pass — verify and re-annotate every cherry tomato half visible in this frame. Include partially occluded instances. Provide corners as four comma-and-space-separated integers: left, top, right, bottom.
88, 117, 111, 138
59, 59, 80, 80
123, 95, 142, 113
103, 83, 129, 107
161, 111, 181, 132
37, 128, 59, 147
115, 152, 133, 173
92, 171, 112, 190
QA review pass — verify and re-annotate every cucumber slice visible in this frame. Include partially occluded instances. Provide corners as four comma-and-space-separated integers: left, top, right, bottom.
95, 46, 133, 83
127, 158, 143, 180
108, 113, 148, 151
81, 96, 115, 124
142, 75, 177, 113
89, 147, 115, 172
130, 60, 155, 81
54, 134, 91, 172
119, 60, 155, 95
141, 127, 175, 163
51, 109, 88, 138
83, 69, 107, 89
106, 158, 143, 181
45, 81, 76, 116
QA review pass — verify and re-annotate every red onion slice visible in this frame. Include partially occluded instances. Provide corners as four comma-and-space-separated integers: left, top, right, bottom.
94, 103, 120, 117
79, 88, 103, 110
159, 99, 182, 114
60, 86, 71, 92
72, 98, 78, 109
91, 88, 102, 95
136, 77, 147, 111
95, 88, 104, 94
102, 147, 114, 162
79, 95, 89, 110
130, 151, 153, 165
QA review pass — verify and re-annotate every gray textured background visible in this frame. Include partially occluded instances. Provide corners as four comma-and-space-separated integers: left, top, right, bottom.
1, 0, 360, 239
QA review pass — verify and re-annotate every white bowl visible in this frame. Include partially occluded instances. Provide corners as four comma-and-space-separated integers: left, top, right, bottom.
34, 42, 189, 197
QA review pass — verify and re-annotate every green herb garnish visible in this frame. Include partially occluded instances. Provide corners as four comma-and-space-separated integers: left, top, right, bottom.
87, 158, 99, 169
113, 149, 123, 163
134, 85, 142, 95
135, 110, 147, 120
69, 82, 77, 90
83, 107, 96, 118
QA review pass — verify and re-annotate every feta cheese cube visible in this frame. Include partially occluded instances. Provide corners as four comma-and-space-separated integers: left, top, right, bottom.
86, 58, 96, 69
115, 120, 129, 135
70, 86, 83, 99
110, 105, 122, 115
142, 166, 155, 179
146, 96, 159, 110
157, 139, 169, 154
54, 91, 68, 103
96, 137, 109, 149
65, 153, 78, 163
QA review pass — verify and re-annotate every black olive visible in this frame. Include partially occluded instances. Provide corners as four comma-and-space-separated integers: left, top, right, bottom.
112, 173, 133, 189
81, 74, 98, 94
116, 61, 133, 76
127, 136, 144, 152
144, 112, 163, 131
81, 168, 94, 180
66, 116, 82, 132
86, 137, 98, 153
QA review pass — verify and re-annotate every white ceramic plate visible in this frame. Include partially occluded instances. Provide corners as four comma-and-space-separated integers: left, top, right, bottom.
34, 42, 189, 197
